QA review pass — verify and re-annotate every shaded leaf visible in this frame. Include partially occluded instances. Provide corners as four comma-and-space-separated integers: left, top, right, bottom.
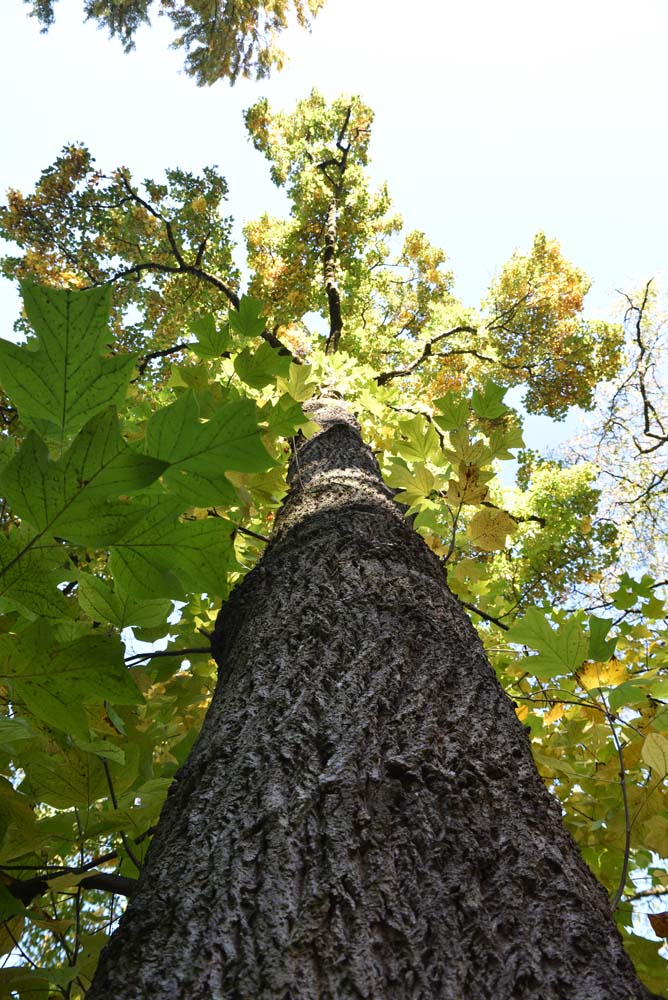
0, 622, 142, 739
22, 746, 107, 809
110, 499, 236, 599
228, 295, 266, 339
1, 421, 160, 546
471, 380, 509, 419
0, 526, 69, 620
78, 574, 172, 630
433, 392, 469, 431
234, 340, 291, 389
189, 314, 231, 358
146, 390, 275, 505
588, 615, 618, 662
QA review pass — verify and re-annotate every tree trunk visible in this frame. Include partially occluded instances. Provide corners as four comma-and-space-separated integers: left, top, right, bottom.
324, 200, 343, 354
87, 401, 652, 1000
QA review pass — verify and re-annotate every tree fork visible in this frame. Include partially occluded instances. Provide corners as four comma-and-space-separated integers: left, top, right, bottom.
87, 400, 652, 999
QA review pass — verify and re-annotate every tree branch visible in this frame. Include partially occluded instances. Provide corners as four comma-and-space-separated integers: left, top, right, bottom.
7, 871, 138, 907
459, 599, 510, 631
3, 831, 156, 907
110, 172, 301, 365
376, 325, 478, 385
606, 698, 632, 912
124, 646, 211, 665
624, 885, 668, 902
135, 341, 191, 379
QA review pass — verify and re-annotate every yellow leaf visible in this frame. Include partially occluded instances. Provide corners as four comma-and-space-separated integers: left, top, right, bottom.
641, 816, 668, 857
515, 704, 529, 722
544, 703, 564, 725
423, 534, 450, 558
276, 362, 318, 402
446, 464, 489, 506
446, 428, 490, 466
0, 915, 24, 957
46, 869, 104, 892
578, 660, 627, 691
642, 733, 668, 778
467, 507, 517, 551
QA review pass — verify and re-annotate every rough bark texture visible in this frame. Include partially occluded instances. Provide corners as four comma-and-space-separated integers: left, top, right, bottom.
88, 401, 652, 1000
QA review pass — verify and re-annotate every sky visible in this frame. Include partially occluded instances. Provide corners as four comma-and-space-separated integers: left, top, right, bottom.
1, 0, 667, 447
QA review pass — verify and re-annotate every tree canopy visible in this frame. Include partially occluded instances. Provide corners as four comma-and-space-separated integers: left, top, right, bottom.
1, 79, 668, 1000
23, 0, 326, 84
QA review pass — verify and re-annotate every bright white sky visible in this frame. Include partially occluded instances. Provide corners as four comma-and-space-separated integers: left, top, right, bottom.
1, 0, 667, 443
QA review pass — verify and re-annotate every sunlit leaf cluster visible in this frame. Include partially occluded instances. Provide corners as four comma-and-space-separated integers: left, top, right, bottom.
484, 232, 624, 417
25, 0, 326, 85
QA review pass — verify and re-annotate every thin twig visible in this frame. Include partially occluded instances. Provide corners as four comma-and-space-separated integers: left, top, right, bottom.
135, 341, 191, 379
376, 325, 478, 386
460, 600, 510, 631
602, 695, 632, 912
103, 761, 142, 872
236, 524, 270, 544
124, 646, 211, 664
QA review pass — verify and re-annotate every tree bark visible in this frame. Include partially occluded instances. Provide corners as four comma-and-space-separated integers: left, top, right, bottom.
87, 401, 652, 1000
323, 200, 343, 354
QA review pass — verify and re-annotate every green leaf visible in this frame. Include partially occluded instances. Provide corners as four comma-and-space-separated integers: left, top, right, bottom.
110, 499, 236, 599
607, 678, 653, 713
0, 969, 50, 998
1, 409, 167, 547
276, 362, 318, 402
189, 314, 231, 358
262, 394, 313, 437
146, 390, 275, 505
78, 574, 172, 630
506, 607, 588, 679
0, 284, 135, 439
228, 295, 266, 339
384, 459, 436, 507
0, 525, 70, 620
0, 716, 35, 744
75, 739, 125, 765
433, 392, 469, 431
395, 414, 441, 463
234, 340, 292, 389
486, 423, 525, 461
471, 380, 509, 419
22, 745, 107, 809
61, 407, 168, 498
0, 777, 40, 861
0, 622, 143, 739
587, 616, 618, 662
532, 749, 579, 777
